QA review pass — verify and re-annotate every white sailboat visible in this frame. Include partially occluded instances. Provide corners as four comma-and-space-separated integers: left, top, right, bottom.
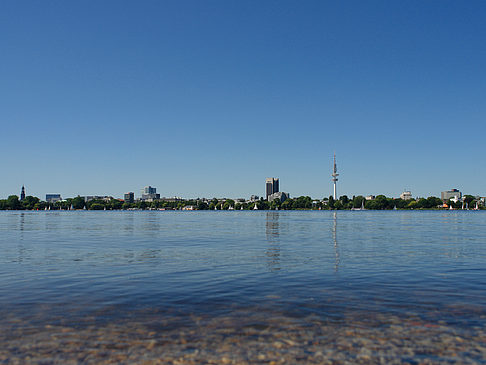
253, 203, 258, 210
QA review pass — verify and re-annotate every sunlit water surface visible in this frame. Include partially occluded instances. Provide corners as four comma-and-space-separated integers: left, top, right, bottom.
1, 211, 485, 364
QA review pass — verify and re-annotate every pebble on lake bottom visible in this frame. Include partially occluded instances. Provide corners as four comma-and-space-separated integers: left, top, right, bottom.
0, 307, 485, 364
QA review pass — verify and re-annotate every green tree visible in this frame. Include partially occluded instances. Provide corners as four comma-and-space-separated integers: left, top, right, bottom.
7, 195, 21, 210
328, 196, 335, 209
269, 199, 282, 210
197, 201, 209, 210
89, 202, 105, 210
136, 200, 147, 210
394, 198, 408, 209
122, 202, 133, 210
406, 200, 418, 209
72, 196, 85, 210
448, 199, 461, 209
293, 196, 312, 209
427, 196, 442, 209
415, 198, 428, 209
34, 201, 47, 210
259, 200, 270, 210
333, 200, 343, 210
373, 195, 389, 210
21, 196, 39, 210
463, 195, 475, 206
110, 199, 123, 210
352, 196, 365, 209
223, 199, 235, 210
281, 199, 294, 210
340, 195, 349, 205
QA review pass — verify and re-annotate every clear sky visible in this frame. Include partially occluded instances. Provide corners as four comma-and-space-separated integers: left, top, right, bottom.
1, 1, 485, 200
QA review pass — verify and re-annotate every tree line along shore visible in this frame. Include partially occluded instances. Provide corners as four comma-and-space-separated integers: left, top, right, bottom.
0, 194, 483, 211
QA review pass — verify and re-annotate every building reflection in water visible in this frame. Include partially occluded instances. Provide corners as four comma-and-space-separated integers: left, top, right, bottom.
124, 211, 135, 234
332, 211, 340, 272
265, 211, 281, 271
19, 211, 25, 233
18, 212, 26, 262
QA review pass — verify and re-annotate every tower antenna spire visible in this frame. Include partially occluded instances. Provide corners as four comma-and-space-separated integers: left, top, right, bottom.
331, 153, 339, 200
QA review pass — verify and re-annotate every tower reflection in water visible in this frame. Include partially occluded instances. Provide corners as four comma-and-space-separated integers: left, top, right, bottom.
265, 211, 281, 271
333, 211, 340, 272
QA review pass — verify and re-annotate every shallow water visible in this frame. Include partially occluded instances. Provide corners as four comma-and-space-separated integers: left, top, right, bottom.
1, 211, 485, 364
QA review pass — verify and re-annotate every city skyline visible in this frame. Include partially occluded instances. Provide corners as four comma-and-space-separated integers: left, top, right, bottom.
1, 1, 485, 199
2, 179, 479, 202
1, 157, 481, 201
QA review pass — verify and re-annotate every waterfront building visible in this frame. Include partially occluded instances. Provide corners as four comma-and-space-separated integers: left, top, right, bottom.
124, 192, 134, 204
83, 196, 112, 202
441, 189, 462, 202
400, 191, 413, 200
142, 186, 157, 195
20, 185, 25, 201
268, 191, 289, 203
266, 178, 279, 200
141, 186, 160, 201
365, 195, 375, 201
46, 194, 62, 203
160, 197, 183, 203
331, 154, 339, 200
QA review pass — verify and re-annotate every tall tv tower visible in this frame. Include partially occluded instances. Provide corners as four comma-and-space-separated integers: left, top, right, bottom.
332, 153, 339, 200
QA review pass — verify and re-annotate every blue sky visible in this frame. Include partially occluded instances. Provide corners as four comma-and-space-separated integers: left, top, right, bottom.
1, 1, 485, 200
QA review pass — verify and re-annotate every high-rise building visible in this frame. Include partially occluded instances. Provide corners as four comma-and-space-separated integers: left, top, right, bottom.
141, 186, 160, 201
441, 189, 462, 202
20, 185, 25, 201
142, 186, 157, 195
266, 178, 279, 200
124, 192, 134, 204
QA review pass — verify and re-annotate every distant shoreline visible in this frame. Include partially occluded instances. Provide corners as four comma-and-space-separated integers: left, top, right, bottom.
1, 194, 483, 211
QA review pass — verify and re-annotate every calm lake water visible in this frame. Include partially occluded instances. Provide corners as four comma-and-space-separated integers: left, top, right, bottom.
1, 211, 485, 364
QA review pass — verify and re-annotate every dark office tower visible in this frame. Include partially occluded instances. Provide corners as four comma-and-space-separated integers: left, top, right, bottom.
124, 192, 135, 204
266, 178, 279, 200
20, 185, 25, 201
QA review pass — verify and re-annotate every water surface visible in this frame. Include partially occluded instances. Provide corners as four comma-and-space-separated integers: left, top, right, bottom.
1, 211, 485, 364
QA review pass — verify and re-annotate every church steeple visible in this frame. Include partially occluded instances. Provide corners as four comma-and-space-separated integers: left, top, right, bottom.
20, 185, 25, 201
